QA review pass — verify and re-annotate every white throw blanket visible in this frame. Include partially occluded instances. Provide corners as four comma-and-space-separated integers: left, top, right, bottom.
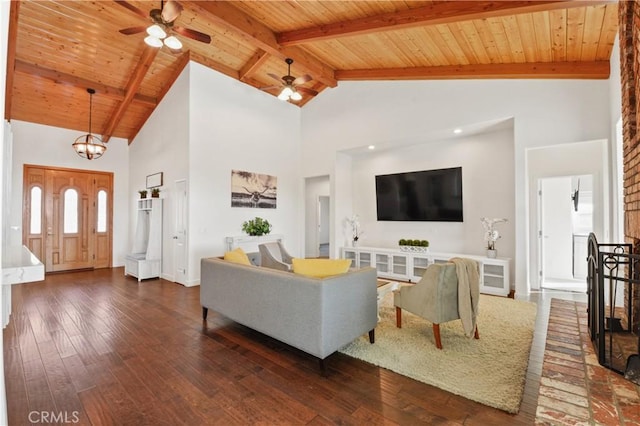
450, 257, 480, 337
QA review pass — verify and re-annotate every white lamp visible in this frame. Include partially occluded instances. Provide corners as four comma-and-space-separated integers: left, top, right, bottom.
146, 24, 167, 39
144, 35, 163, 48
163, 35, 182, 50
278, 86, 293, 101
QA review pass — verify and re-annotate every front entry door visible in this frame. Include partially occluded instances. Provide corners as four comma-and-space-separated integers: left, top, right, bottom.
23, 165, 113, 272
46, 169, 93, 271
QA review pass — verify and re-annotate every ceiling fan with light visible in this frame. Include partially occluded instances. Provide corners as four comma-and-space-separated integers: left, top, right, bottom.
261, 58, 318, 102
115, 0, 211, 51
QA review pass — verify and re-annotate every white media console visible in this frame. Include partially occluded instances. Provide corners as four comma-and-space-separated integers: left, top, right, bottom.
341, 246, 511, 297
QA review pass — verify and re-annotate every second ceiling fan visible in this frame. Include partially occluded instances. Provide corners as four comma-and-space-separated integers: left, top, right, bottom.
115, 0, 211, 50
262, 58, 319, 102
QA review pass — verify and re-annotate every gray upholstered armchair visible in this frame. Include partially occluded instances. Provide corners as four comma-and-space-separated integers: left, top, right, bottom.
258, 242, 294, 271
394, 258, 480, 349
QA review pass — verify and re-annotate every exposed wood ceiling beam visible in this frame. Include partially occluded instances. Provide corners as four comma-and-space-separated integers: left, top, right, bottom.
4, 0, 20, 120
188, 1, 337, 88
243, 77, 279, 97
129, 52, 191, 143
335, 61, 610, 80
239, 50, 269, 82
277, 0, 615, 46
189, 51, 239, 80
14, 60, 156, 107
102, 45, 158, 142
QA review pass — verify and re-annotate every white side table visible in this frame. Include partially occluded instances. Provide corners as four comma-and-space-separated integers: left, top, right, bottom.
376, 280, 399, 321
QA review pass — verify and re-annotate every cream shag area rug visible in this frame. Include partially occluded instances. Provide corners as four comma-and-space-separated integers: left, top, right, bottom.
339, 293, 537, 414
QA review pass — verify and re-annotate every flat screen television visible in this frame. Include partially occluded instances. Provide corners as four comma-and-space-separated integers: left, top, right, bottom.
375, 167, 463, 222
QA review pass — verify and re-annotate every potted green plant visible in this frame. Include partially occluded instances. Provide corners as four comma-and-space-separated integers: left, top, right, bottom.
242, 217, 272, 236
151, 188, 160, 198
139, 190, 147, 199
398, 238, 429, 252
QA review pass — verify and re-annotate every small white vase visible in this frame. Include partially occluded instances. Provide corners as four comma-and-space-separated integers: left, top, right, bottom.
486, 249, 497, 258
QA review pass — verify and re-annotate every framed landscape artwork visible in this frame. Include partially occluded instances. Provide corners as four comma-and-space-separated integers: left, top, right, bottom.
231, 170, 277, 209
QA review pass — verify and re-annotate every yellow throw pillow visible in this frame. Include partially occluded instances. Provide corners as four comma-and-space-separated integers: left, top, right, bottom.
223, 248, 251, 265
292, 258, 351, 278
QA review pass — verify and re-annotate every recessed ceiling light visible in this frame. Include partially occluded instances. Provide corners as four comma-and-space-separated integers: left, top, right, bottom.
368, 145, 375, 150
453, 128, 463, 134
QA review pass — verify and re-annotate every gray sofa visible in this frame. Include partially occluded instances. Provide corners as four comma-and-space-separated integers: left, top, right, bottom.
200, 257, 378, 372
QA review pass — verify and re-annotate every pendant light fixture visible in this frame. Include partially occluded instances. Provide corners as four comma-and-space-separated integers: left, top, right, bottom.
72, 88, 107, 160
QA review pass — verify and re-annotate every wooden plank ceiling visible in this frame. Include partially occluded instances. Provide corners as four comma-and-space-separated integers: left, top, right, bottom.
5, 0, 618, 143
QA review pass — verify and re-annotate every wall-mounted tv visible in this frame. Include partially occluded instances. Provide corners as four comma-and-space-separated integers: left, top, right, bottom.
375, 167, 463, 222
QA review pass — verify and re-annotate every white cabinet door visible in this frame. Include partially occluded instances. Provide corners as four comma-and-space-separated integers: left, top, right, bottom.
358, 251, 372, 269
375, 252, 391, 277
480, 261, 510, 296
410, 255, 432, 282
390, 254, 409, 279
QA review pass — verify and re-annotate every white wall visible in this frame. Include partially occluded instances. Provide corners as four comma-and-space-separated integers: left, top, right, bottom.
333, 153, 353, 256
302, 79, 611, 296
129, 65, 190, 281
187, 61, 302, 285
129, 62, 302, 286
349, 128, 515, 285
9, 121, 130, 266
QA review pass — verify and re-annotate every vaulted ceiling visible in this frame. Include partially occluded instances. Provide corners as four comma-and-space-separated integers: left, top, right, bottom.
4, 1, 618, 143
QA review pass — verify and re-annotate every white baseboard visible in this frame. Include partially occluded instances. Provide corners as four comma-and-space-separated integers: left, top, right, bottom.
183, 279, 199, 287
160, 273, 199, 287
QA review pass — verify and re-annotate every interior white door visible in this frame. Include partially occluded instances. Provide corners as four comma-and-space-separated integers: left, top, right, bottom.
173, 179, 188, 285
540, 177, 574, 281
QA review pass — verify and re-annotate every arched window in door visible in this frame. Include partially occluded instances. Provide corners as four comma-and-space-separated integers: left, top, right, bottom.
97, 190, 107, 233
30, 186, 42, 234
63, 188, 78, 234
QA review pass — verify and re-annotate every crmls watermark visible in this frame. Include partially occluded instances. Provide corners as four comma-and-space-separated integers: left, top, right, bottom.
28, 411, 80, 424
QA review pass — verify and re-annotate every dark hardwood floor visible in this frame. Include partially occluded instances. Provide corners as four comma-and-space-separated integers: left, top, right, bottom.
5, 268, 545, 425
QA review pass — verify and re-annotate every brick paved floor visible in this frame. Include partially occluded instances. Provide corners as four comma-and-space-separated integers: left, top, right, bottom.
535, 298, 640, 425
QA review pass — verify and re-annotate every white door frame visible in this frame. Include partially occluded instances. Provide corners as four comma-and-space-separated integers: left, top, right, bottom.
526, 139, 609, 292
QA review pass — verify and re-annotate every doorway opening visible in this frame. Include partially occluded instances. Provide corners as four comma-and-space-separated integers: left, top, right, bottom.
318, 195, 330, 258
304, 175, 330, 258
539, 174, 593, 292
